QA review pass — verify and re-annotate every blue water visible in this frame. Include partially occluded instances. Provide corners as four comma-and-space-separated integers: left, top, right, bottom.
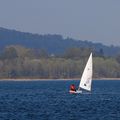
0, 80, 120, 120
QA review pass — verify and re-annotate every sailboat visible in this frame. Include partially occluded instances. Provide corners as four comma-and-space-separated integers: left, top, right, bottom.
69, 53, 93, 94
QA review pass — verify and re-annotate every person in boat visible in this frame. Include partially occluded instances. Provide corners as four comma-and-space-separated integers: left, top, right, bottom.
70, 84, 76, 92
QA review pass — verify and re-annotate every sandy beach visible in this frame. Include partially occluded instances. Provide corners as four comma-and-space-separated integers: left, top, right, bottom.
0, 78, 120, 81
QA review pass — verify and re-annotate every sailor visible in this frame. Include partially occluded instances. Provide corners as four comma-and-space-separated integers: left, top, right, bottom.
70, 84, 76, 91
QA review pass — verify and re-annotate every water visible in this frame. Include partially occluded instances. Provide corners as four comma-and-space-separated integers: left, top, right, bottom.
0, 80, 120, 120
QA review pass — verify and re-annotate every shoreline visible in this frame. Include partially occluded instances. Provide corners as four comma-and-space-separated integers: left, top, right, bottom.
0, 78, 120, 81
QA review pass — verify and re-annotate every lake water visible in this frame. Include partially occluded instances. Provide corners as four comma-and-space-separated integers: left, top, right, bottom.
0, 80, 120, 120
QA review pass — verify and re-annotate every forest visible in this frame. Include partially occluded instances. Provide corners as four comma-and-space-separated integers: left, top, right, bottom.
0, 45, 120, 79
0, 27, 120, 56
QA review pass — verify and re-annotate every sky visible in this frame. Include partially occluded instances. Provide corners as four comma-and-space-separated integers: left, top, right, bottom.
0, 0, 120, 46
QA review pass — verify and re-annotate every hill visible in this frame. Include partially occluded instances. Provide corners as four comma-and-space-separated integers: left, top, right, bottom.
0, 27, 120, 56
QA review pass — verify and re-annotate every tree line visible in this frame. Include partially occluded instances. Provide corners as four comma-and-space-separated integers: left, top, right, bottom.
0, 45, 120, 79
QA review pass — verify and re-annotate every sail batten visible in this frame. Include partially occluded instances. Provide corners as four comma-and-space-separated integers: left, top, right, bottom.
79, 53, 93, 91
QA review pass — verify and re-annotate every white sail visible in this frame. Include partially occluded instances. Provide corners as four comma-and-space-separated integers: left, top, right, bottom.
79, 53, 93, 91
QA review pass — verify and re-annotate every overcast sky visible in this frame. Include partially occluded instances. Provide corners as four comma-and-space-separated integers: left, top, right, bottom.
0, 0, 120, 46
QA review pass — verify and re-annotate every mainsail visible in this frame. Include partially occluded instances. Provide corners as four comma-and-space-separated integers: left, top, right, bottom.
79, 53, 93, 91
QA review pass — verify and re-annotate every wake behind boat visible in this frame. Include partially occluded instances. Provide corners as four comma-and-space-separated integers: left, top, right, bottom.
69, 53, 93, 94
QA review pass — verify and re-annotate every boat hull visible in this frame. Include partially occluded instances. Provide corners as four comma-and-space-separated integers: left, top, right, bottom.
69, 90, 77, 94
76, 90, 82, 93
69, 90, 82, 94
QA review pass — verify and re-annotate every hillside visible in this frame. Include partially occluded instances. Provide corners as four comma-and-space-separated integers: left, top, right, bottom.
0, 27, 120, 56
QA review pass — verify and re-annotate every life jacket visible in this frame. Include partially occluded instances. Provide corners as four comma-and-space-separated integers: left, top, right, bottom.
70, 85, 76, 91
